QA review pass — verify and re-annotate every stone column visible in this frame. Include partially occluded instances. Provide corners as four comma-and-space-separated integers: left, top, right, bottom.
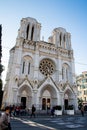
12, 88, 18, 105
74, 94, 78, 111
33, 44, 39, 79
58, 92, 63, 105
33, 90, 38, 106
58, 59, 62, 81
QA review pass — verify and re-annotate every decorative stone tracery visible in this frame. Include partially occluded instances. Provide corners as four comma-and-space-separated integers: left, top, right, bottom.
39, 59, 55, 76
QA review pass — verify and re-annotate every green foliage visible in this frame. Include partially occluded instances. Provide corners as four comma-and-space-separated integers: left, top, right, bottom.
55, 105, 62, 110
0, 25, 2, 62
0, 64, 4, 75
78, 98, 83, 110
0, 79, 2, 90
67, 105, 74, 110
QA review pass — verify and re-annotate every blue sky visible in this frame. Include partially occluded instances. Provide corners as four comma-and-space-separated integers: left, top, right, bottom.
0, 0, 87, 83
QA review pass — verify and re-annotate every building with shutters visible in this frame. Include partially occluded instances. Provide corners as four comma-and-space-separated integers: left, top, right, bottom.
77, 71, 87, 106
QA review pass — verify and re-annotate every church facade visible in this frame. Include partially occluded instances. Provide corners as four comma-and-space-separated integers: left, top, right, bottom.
3, 17, 78, 111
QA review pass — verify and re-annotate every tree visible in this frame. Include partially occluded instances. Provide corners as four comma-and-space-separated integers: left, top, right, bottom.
0, 64, 4, 76
78, 98, 83, 110
0, 25, 2, 63
0, 79, 3, 108
0, 25, 4, 109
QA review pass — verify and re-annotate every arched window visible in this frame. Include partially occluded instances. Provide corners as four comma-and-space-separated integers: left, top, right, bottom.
62, 63, 70, 82
60, 33, 62, 46
28, 62, 30, 74
66, 69, 68, 81
62, 67, 64, 79
21, 55, 33, 76
26, 24, 30, 39
64, 34, 66, 48
31, 26, 34, 40
22, 61, 25, 73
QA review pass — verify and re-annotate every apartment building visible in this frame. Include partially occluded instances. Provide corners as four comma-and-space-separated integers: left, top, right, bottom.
76, 71, 87, 105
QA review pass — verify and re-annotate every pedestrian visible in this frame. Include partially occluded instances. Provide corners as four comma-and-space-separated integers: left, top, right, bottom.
51, 107, 55, 117
30, 105, 36, 118
0, 106, 11, 130
81, 105, 84, 116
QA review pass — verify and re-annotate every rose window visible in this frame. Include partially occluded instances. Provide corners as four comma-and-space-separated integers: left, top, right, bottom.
39, 59, 55, 76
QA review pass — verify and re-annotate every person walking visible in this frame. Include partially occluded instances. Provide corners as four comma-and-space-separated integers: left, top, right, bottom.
51, 107, 55, 117
30, 105, 36, 118
81, 105, 84, 116
0, 106, 11, 130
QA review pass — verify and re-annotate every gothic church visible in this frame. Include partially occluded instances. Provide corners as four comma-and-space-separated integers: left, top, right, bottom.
3, 17, 78, 111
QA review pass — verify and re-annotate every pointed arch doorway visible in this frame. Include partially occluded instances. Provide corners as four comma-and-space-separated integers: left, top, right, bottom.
64, 88, 74, 110
18, 85, 32, 109
39, 84, 58, 110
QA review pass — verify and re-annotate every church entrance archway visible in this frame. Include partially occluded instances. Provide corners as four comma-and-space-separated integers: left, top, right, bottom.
39, 84, 58, 110
18, 85, 32, 108
64, 88, 74, 110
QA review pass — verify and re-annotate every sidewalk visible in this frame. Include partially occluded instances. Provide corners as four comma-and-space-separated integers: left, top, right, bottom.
10, 112, 87, 130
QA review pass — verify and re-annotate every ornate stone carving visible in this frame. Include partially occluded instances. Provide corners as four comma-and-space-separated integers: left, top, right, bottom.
39, 59, 55, 76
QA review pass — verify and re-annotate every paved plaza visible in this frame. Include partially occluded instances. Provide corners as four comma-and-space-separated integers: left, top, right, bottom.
10, 113, 87, 130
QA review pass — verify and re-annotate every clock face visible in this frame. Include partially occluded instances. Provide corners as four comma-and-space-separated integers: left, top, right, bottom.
39, 59, 55, 76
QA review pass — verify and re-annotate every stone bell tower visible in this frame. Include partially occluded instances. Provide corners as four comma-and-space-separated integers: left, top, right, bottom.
48, 27, 71, 50
17, 17, 41, 43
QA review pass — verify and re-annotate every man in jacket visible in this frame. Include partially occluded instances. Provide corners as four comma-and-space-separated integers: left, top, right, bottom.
0, 106, 11, 130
